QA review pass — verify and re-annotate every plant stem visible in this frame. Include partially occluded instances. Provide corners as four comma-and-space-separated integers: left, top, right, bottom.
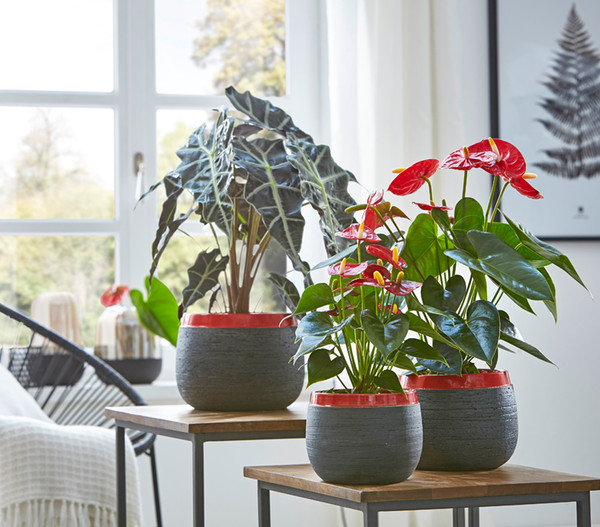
489, 181, 510, 229
462, 170, 468, 199
484, 175, 499, 227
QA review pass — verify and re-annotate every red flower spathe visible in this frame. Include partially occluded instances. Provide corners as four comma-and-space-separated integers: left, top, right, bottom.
388, 159, 439, 196
101, 285, 130, 307
336, 223, 381, 242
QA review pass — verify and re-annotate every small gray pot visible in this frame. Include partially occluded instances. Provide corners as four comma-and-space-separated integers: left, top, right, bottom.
403, 371, 518, 471
176, 313, 304, 411
306, 391, 422, 485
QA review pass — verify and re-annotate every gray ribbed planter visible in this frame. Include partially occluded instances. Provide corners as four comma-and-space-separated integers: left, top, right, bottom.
176, 313, 304, 411
306, 391, 422, 485
402, 370, 518, 471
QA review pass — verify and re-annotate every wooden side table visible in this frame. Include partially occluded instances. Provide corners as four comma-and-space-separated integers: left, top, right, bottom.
244, 464, 600, 527
105, 404, 306, 527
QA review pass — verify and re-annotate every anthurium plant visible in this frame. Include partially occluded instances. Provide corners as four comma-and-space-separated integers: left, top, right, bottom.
142, 87, 356, 316
293, 138, 587, 392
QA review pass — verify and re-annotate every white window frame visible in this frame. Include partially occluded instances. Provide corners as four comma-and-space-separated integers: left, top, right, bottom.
0, 0, 324, 292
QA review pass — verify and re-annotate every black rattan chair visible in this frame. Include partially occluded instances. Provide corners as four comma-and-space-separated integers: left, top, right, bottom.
0, 302, 162, 527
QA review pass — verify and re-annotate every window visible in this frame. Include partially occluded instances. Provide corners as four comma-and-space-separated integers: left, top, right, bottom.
0, 0, 323, 345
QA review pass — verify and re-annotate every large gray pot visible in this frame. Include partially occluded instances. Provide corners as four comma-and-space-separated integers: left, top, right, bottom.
306, 391, 422, 485
402, 370, 518, 471
176, 313, 304, 411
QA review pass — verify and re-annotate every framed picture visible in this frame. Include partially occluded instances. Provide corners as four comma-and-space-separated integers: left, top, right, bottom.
489, 0, 600, 239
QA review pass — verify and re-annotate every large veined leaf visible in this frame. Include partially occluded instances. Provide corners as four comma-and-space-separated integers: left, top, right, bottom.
294, 283, 335, 315
225, 86, 312, 140
401, 213, 451, 282
446, 231, 553, 301
361, 310, 409, 357
436, 300, 500, 364
267, 272, 300, 314
286, 134, 357, 257
504, 215, 588, 290
180, 249, 229, 312
233, 136, 309, 277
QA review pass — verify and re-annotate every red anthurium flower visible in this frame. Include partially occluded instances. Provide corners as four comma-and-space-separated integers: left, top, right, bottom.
363, 264, 392, 281
440, 145, 496, 171
336, 223, 381, 242
362, 190, 388, 230
413, 202, 453, 212
347, 278, 381, 289
388, 159, 440, 196
467, 138, 526, 180
101, 285, 130, 307
509, 173, 543, 199
384, 279, 422, 296
328, 261, 369, 277
365, 244, 407, 270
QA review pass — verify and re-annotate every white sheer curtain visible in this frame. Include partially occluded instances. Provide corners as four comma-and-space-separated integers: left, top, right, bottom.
324, 0, 491, 210
323, 2, 493, 526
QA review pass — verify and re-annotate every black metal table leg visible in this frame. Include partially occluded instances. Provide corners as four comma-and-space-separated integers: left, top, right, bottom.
577, 492, 591, 527
192, 435, 205, 527
258, 483, 271, 527
453, 507, 466, 527
468, 507, 480, 527
116, 426, 126, 527
362, 503, 378, 527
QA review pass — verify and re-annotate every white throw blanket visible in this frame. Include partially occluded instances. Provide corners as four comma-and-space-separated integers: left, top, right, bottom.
0, 416, 141, 527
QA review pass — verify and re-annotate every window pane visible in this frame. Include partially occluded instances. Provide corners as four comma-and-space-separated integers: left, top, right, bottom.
0, 236, 115, 347
155, 0, 286, 96
0, 1, 113, 92
0, 107, 114, 220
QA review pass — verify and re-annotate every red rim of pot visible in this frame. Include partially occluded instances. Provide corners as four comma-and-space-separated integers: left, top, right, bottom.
310, 390, 418, 407
400, 369, 511, 390
181, 313, 297, 328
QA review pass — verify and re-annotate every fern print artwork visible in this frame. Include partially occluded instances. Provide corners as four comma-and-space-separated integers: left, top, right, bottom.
535, 5, 600, 180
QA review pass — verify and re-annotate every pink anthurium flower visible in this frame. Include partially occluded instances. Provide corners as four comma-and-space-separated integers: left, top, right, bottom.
328, 261, 369, 277
388, 159, 440, 196
365, 244, 407, 270
336, 223, 381, 242
362, 190, 387, 230
101, 285, 130, 307
413, 202, 453, 212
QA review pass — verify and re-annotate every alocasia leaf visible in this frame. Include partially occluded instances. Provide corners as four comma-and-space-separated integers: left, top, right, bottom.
180, 249, 229, 313
286, 134, 357, 257
267, 272, 300, 314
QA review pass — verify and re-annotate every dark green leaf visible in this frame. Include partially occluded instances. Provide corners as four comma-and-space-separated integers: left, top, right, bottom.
401, 213, 450, 282
292, 336, 331, 363
286, 134, 357, 257
500, 333, 555, 365
306, 350, 345, 387
361, 311, 409, 357
453, 197, 484, 231
401, 338, 447, 363
418, 341, 462, 374
267, 273, 300, 314
421, 275, 466, 314
446, 231, 553, 301
406, 313, 455, 346
373, 369, 404, 392
393, 354, 418, 373
234, 136, 309, 277
296, 312, 333, 338
294, 284, 335, 315
539, 267, 557, 322
180, 249, 229, 312
504, 215, 588, 290
130, 276, 180, 346
490, 222, 547, 265
498, 310, 523, 340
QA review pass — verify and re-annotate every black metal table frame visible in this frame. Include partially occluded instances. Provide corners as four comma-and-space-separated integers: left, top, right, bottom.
115, 422, 306, 527
255, 480, 593, 527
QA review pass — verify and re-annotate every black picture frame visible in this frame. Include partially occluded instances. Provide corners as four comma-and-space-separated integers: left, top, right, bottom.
488, 0, 600, 240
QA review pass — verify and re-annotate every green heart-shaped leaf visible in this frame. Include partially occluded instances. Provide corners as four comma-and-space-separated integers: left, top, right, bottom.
306, 350, 345, 387
418, 341, 462, 374
361, 310, 409, 357
374, 369, 404, 392
421, 275, 466, 314
401, 338, 447, 364
294, 283, 334, 315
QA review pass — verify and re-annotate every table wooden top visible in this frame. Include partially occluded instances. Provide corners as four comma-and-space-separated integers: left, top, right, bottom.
105, 403, 307, 435
244, 464, 600, 503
